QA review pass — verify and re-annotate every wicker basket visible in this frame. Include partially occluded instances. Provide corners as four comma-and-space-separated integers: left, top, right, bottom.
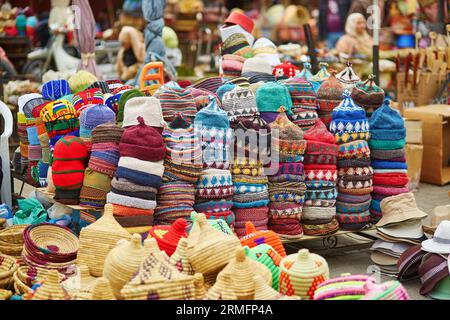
61, 265, 97, 298
103, 234, 150, 299
254, 275, 300, 300
203, 272, 238, 300
0, 225, 28, 244
0, 289, 13, 300
0, 254, 19, 289
13, 265, 66, 295
0, 239, 23, 258
245, 244, 282, 290
23, 270, 71, 300
169, 238, 194, 275
77, 204, 131, 277
187, 214, 241, 280
279, 249, 329, 300
72, 277, 116, 300
194, 273, 206, 300
240, 221, 286, 257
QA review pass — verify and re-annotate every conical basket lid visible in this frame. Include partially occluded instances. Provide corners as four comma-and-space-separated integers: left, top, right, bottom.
27, 270, 71, 300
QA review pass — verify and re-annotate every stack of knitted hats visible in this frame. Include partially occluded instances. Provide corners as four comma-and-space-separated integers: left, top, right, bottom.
331, 91, 373, 231
316, 72, 344, 128
157, 85, 197, 123
282, 77, 318, 131
302, 120, 339, 236
256, 82, 293, 125
194, 98, 234, 228
221, 33, 252, 82
155, 114, 202, 226
80, 123, 123, 208
121, 96, 165, 131
221, 86, 260, 127
252, 37, 281, 68
221, 54, 246, 82
51, 136, 88, 205
107, 117, 166, 234
369, 99, 409, 224
78, 104, 115, 152
268, 109, 307, 239
240, 56, 276, 84
351, 75, 386, 117
232, 115, 271, 237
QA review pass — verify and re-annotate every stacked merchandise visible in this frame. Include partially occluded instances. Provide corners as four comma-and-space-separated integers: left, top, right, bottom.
240, 57, 276, 84
310, 62, 331, 93
372, 193, 427, 276
268, 110, 307, 240
302, 121, 339, 236
78, 104, 115, 152
51, 136, 88, 205
316, 73, 345, 129
194, 98, 234, 229
80, 123, 123, 208
256, 82, 293, 125
272, 61, 300, 80
251, 37, 281, 68
350, 75, 385, 117
331, 92, 373, 231
220, 33, 252, 82
221, 87, 260, 126
368, 99, 409, 224
232, 115, 271, 237
157, 85, 197, 123
282, 77, 318, 131
107, 117, 166, 234
336, 62, 361, 91
155, 114, 202, 226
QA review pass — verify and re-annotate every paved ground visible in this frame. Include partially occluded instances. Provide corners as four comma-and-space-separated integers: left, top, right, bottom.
13, 179, 450, 300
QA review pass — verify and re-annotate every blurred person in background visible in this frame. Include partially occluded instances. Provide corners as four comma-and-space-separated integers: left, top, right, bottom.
319, 0, 352, 49
116, 26, 145, 82
336, 12, 373, 57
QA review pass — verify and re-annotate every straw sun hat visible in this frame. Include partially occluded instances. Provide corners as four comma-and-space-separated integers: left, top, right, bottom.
423, 205, 450, 235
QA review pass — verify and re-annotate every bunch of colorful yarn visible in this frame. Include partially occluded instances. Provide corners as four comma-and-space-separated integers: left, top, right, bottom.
350, 75, 385, 117
369, 99, 409, 224
256, 82, 293, 125
331, 91, 373, 231
302, 120, 339, 236
51, 136, 88, 205
221, 87, 260, 126
282, 77, 318, 131
316, 72, 344, 129
267, 109, 307, 239
80, 123, 124, 208
155, 114, 202, 226
107, 117, 166, 234
231, 115, 271, 237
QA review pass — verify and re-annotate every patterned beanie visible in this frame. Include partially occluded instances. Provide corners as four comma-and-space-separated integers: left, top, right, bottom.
304, 120, 338, 165
41, 79, 71, 100
252, 37, 281, 67
282, 77, 318, 130
189, 87, 220, 111
351, 75, 385, 112
87, 81, 111, 95
157, 87, 197, 123
122, 96, 166, 129
256, 82, 293, 115
105, 93, 122, 114
68, 70, 98, 94
217, 83, 237, 103
221, 33, 253, 58
221, 54, 246, 80
117, 89, 145, 124
272, 61, 300, 79
311, 62, 331, 93
79, 168, 112, 208
194, 97, 232, 169
337, 62, 361, 90
191, 76, 224, 94
79, 104, 116, 139
330, 91, 370, 144
369, 98, 406, 141
221, 87, 259, 124
270, 110, 307, 157
317, 73, 345, 127
89, 123, 123, 177
71, 88, 104, 115
234, 115, 272, 160
40, 100, 79, 139
298, 62, 314, 82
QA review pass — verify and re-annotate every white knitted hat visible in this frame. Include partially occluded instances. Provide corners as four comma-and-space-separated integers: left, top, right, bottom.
241, 57, 273, 75
122, 97, 166, 128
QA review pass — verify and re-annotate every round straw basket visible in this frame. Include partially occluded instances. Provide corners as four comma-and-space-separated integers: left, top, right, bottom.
0, 289, 13, 300
0, 225, 29, 244
0, 254, 19, 289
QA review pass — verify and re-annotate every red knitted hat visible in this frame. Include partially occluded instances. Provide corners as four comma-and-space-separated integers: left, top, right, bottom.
304, 120, 336, 144
148, 218, 188, 257
51, 160, 86, 190
53, 136, 88, 161
373, 173, 409, 187
119, 117, 166, 162
272, 61, 300, 78
32, 101, 51, 118
224, 11, 255, 33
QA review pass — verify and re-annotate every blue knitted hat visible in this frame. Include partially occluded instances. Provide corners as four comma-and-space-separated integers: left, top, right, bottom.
330, 91, 369, 136
256, 82, 293, 115
216, 83, 236, 103
80, 104, 116, 131
369, 98, 406, 141
298, 62, 313, 82
105, 93, 123, 114
194, 96, 230, 129
41, 79, 71, 101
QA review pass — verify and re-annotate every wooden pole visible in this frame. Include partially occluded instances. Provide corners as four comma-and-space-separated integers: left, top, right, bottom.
372, 0, 380, 86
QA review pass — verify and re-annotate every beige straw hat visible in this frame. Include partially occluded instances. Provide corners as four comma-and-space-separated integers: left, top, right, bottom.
103, 234, 150, 299
187, 214, 241, 280
77, 204, 131, 277
279, 249, 329, 300
423, 205, 450, 235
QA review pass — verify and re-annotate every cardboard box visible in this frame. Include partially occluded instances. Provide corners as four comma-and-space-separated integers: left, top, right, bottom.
406, 144, 424, 191
404, 119, 423, 144
403, 105, 450, 186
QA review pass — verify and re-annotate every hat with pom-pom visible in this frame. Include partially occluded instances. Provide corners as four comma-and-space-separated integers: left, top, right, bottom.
336, 62, 361, 91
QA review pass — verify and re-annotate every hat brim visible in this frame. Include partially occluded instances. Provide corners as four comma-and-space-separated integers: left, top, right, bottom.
422, 225, 437, 235
377, 220, 424, 239
376, 208, 428, 228
421, 240, 450, 254
371, 251, 398, 266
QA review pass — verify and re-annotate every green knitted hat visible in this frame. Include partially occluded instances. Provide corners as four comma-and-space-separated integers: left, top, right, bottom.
256, 82, 293, 115
117, 89, 145, 125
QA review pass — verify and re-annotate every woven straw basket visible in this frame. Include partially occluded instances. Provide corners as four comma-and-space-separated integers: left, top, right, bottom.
0, 239, 23, 258
77, 204, 131, 277
0, 289, 12, 300
0, 254, 19, 289
169, 238, 194, 275
24, 270, 71, 300
13, 265, 65, 295
103, 234, 150, 299
254, 275, 300, 300
245, 244, 282, 290
61, 265, 97, 298
187, 214, 241, 280
72, 277, 116, 300
240, 222, 286, 257
0, 224, 28, 244
279, 249, 329, 300
203, 272, 238, 300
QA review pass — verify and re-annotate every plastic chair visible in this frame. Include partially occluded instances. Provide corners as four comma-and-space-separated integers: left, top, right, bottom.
0, 101, 12, 207
139, 61, 165, 90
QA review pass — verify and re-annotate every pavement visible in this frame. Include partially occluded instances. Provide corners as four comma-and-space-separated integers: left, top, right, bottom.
13, 179, 450, 300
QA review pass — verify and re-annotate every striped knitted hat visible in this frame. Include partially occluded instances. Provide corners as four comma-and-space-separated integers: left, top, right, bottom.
71, 88, 104, 115
221, 33, 253, 58
41, 79, 71, 101
158, 87, 197, 123
222, 87, 259, 124
351, 75, 385, 111
316, 73, 344, 128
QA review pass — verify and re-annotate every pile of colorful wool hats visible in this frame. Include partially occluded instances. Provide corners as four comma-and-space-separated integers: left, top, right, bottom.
78, 104, 115, 152
194, 98, 234, 229
351, 75, 385, 117
221, 86, 260, 126
282, 77, 318, 131
256, 82, 293, 125
220, 33, 252, 82
156, 84, 197, 123
240, 56, 276, 84
310, 62, 331, 93
316, 72, 344, 129
79, 123, 123, 208
368, 99, 409, 224
107, 117, 166, 234
267, 109, 307, 239
331, 91, 373, 231
231, 115, 271, 237
51, 136, 88, 205
155, 114, 202, 226
302, 120, 339, 236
